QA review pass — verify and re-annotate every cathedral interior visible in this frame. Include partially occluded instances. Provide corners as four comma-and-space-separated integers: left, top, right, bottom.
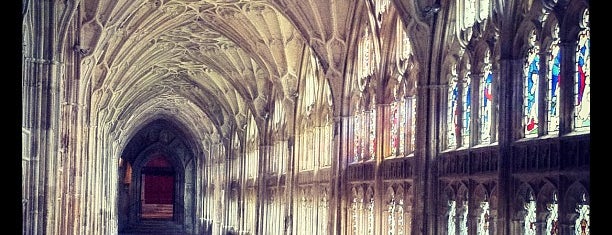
22, 0, 590, 234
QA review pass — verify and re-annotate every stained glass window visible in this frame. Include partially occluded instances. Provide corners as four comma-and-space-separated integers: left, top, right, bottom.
480, 51, 493, 144
388, 197, 396, 235
459, 200, 469, 235
389, 96, 408, 158
524, 197, 537, 235
545, 193, 559, 235
575, 193, 590, 235
477, 201, 490, 235
575, 8, 590, 131
462, 68, 472, 146
369, 106, 377, 160
367, 193, 375, 235
547, 24, 561, 133
524, 30, 540, 137
351, 190, 363, 235
352, 198, 359, 234
390, 101, 399, 157
386, 189, 406, 235
448, 64, 459, 149
448, 200, 457, 235
397, 199, 405, 235
354, 114, 362, 163
399, 98, 407, 155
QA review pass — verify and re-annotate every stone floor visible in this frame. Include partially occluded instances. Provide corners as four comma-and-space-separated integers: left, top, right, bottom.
118, 219, 185, 235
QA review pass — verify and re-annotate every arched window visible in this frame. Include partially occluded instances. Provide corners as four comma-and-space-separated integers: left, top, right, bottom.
574, 8, 590, 131
396, 197, 405, 235
524, 194, 537, 235
547, 23, 562, 133
366, 188, 375, 235
386, 189, 397, 234
545, 193, 559, 235
459, 200, 469, 235
477, 200, 490, 235
524, 29, 540, 137
298, 51, 332, 170
351, 187, 365, 235
480, 50, 494, 144
575, 193, 590, 235
448, 200, 457, 235
389, 20, 416, 157
353, 20, 378, 163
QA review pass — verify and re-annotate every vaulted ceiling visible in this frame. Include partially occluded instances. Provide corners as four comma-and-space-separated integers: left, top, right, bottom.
77, 0, 424, 146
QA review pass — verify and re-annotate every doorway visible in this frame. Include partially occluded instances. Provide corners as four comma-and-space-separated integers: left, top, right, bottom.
140, 155, 175, 220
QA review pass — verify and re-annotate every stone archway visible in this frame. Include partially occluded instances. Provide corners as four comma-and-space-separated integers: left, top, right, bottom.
118, 119, 198, 234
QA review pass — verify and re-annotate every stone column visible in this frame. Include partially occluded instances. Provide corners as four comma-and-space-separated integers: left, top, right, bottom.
333, 115, 349, 235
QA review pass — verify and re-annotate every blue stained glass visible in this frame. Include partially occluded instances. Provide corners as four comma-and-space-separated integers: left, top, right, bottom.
451, 83, 460, 144
452, 85, 459, 113
483, 73, 492, 106
480, 70, 493, 144
527, 56, 539, 114
465, 84, 471, 127
525, 46, 540, 136
577, 39, 588, 104
463, 80, 471, 146
551, 52, 561, 97
575, 9, 590, 131
547, 41, 561, 133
